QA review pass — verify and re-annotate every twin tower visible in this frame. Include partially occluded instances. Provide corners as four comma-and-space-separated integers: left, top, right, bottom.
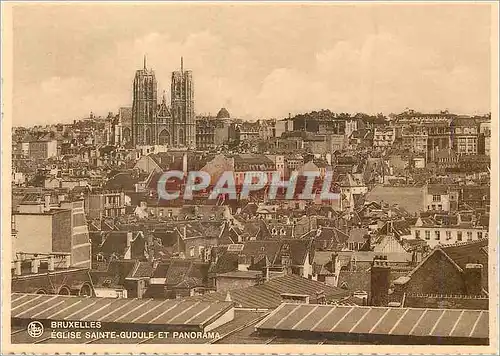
132, 56, 195, 148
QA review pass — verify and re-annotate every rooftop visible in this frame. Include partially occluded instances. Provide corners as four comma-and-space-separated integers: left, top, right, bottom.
255, 303, 488, 342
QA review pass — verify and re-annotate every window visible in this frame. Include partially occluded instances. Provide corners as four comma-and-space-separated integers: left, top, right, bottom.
425, 231, 430, 240
477, 231, 483, 239
432, 195, 441, 202
189, 247, 195, 257
446, 231, 452, 240
457, 231, 463, 241
435, 231, 440, 240
415, 230, 421, 239
467, 231, 473, 241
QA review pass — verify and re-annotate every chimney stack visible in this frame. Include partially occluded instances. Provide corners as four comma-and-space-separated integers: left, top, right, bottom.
48, 255, 55, 272
331, 253, 338, 273
182, 153, 188, 175
31, 259, 40, 274
63, 255, 71, 268
14, 260, 22, 276
370, 255, 390, 306
464, 263, 483, 295
44, 194, 51, 211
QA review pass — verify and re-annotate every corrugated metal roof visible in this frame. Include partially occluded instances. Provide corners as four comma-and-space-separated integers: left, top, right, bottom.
255, 303, 488, 339
11, 293, 232, 328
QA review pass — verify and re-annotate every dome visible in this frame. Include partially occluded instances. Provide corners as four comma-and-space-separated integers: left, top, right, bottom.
216, 107, 231, 119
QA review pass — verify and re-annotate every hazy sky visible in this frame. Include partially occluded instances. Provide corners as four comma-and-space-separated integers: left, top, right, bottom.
12, 3, 493, 126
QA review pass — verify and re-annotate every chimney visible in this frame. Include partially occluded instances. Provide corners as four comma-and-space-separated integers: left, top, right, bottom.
464, 263, 483, 295
63, 255, 71, 268
44, 194, 51, 211
182, 153, 188, 175
124, 232, 133, 260
31, 259, 40, 274
14, 260, 22, 276
370, 255, 390, 306
48, 255, 55, 271
331, 253, 338, 273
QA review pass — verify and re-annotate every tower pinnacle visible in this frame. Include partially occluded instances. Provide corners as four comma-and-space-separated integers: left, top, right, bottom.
144, 55, 147, 70
181, 56, 184, 73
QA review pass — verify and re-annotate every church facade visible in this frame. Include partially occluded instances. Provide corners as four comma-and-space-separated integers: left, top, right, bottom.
132, 57, 196, 149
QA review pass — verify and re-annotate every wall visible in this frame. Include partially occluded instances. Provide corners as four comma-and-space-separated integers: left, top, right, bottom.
184, 237, 218, 259
86, 194, 103, 220
410, 226, 487, 248
424, 193, 450, 211
133, 155, 162, 174
302, 251, 312, 278
14, 214, 53, 254
46, 140, 58, 158
71, 202, 91, 268
405, 251, 465, 295
51, 210, 72, 253
94, 287, 127, 298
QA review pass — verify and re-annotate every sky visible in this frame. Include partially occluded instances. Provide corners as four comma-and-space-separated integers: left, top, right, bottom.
12, 3, 493, 126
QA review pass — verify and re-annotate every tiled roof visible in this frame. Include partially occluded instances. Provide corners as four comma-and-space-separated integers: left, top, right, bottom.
188, 275, 350, 309
209, 249, 240, 274
91, 260, 136, 288
305, 227, 350, 250
440, 238, 489, 270
129, 261, 154, 278
347, 227, 368, 243
150, 259, 209, 288
240, 239, 313, 267
105, 171, 140, 191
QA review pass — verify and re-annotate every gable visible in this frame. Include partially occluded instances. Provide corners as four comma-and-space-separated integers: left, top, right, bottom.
405, 250, 465, 295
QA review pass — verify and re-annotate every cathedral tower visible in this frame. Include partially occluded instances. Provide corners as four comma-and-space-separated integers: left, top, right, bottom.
171, 57, 196, 148
132, 56, 158, 146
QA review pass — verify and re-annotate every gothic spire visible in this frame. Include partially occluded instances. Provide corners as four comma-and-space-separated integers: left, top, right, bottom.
181, 56, 183, 73
143, 54, 147, 70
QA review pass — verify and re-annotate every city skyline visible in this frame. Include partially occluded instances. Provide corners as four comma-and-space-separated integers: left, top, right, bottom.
13, 3, 492, 126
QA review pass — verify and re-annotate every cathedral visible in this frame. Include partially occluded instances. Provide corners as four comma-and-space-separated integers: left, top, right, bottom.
132, 57, 196, 148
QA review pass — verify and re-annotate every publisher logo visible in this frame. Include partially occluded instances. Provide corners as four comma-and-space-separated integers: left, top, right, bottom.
27, 321, 44, 338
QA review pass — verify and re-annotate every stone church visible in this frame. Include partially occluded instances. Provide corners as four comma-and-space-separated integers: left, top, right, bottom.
131, 57, 196, 148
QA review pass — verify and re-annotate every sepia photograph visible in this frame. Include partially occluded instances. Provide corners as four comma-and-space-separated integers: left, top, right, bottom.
1, 1, 498, 354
